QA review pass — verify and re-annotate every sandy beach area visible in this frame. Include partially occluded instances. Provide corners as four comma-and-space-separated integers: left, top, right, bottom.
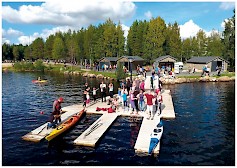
2, 63, 13, 68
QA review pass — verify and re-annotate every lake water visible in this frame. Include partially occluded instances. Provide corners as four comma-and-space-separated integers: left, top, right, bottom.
2, 71, 235, 166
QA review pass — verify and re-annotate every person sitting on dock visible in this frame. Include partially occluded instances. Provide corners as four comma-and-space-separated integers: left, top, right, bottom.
38, 77, 41, 81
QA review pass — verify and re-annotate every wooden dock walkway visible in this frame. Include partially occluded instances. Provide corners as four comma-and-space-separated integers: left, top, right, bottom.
22, 104, 83, 142
134, 116, 161, 154
74, 113, 118, 147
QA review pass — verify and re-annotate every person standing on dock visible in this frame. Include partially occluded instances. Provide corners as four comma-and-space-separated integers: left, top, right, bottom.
129, 90, 138, 115
108, 82, 114, 98
100, 81, 107, 102
137, 89, 145, 112
47, 97, 64, 128
144, 90, 155, 120
157, 92, 163, 116
92, 87, 99, 102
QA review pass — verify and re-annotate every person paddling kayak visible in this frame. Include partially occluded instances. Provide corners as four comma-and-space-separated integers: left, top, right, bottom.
47, 97, 64, 129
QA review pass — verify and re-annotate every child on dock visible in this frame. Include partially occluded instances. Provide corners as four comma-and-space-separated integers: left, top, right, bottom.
92, 87, 99, 102
86, 91, 90, 105
122, 89, 128, 111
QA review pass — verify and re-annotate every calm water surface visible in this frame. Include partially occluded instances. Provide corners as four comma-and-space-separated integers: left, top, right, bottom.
2, 71, 235, 166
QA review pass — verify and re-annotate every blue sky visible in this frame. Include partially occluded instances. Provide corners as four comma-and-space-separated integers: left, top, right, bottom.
2, 1, 235, 45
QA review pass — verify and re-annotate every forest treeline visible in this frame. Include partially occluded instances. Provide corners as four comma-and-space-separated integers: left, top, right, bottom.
2, 10, 235, 67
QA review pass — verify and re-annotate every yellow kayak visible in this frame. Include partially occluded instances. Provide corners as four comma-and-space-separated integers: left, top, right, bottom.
45, 108, 85, 141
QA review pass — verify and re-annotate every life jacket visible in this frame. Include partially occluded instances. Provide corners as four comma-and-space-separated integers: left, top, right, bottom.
53, 100, 61, 114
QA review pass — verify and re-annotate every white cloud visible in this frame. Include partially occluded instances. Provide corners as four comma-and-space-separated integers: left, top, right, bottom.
121, 24, 130, 38
219, 2, 235, 10
221, 19, 228, 29
179, 20, 202, 39
2, 38, 11, 44
2, 28, 24, 38
2, 0, 136, 27
144, 11, 152, 19
179, 20, 219, 39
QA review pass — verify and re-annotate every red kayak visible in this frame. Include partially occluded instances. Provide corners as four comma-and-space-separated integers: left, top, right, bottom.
32, 79, 47, 83
45, 108, 86, 141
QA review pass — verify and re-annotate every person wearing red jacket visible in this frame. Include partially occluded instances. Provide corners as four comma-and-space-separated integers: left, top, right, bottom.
47, 97, 64, 129
144, 90, 155, 120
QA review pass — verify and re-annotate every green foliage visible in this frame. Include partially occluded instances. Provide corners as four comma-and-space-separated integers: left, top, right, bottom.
116, 62, 127, 80
13, 60, 45, 71
144, 17, 166, 64
222, 9, 235, 67
52, 36, 66, 60
31, 37, 44, 60
34, 59, 45, 71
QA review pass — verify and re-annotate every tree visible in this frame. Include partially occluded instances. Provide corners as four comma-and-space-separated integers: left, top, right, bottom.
222, 9, 235, 67
181, 38, 193, 62
115, 22, 125, 57
206, 30, 223, 56
2, 43, 13, 60
164, 22, 182, 60
44, 35, 55, 60
196, 30, 208, 56
31, 37, 44, 60
65, 31, 79, 63
103, 19, 117, 57
144, 17, 166, 64
52, 36, 66, 60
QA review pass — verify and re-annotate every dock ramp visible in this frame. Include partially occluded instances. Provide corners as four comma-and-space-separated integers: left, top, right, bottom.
74, 113, 118, 147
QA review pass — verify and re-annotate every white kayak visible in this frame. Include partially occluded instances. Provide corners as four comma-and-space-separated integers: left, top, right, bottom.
148, 120, 164, 155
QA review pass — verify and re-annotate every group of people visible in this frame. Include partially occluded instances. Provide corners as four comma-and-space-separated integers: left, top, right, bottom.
117, 78, 163, 119
46, 72, 164, 129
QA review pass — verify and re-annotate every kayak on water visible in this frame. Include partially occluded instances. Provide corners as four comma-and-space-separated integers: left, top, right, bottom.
148, 120, 164, 155
32, 80, 47, 83
45, 108, 86, 141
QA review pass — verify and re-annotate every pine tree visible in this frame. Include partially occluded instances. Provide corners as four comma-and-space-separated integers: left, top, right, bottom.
144, 17, 166, 64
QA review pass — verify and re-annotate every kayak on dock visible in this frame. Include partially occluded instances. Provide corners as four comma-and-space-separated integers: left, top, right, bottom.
32, 79, 47, 83
45, 108, 86, 141
148, 120, 163, 155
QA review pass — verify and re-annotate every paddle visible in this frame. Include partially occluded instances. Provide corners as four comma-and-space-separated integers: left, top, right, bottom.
84, 119, 103, 137
33, 110, 68, 134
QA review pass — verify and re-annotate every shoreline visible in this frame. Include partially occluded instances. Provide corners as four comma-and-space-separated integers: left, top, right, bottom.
2, 62, 235, 84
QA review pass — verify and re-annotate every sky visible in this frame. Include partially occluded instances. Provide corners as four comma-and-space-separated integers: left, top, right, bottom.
1, 0, 235, 45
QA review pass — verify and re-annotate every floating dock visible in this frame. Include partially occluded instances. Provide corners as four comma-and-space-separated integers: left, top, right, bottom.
134, 116, 162, 154
160, 89, 175, 119
22, 104, 83, 142
22, 75, 175, 155
74, 113, 118, 147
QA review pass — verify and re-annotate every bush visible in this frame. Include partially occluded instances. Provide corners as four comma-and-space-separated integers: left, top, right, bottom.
34, 60, 45, 71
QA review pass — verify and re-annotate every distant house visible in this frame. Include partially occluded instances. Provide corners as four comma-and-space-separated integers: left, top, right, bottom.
186, 56, 228, 71
116, 56, 144, 71
153, 55, 177, 69
98, 57, 118, 69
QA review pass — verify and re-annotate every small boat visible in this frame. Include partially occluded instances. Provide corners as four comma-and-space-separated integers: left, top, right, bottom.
32, 79, 47, 83
45, 108, 86, 141
148, 120, 163, 155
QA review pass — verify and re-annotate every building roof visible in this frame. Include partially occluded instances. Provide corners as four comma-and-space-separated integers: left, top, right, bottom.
186, 56, 228, 64
154, 55, 177, 62
117, 56, 144, 62
98, 57, 118, 62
